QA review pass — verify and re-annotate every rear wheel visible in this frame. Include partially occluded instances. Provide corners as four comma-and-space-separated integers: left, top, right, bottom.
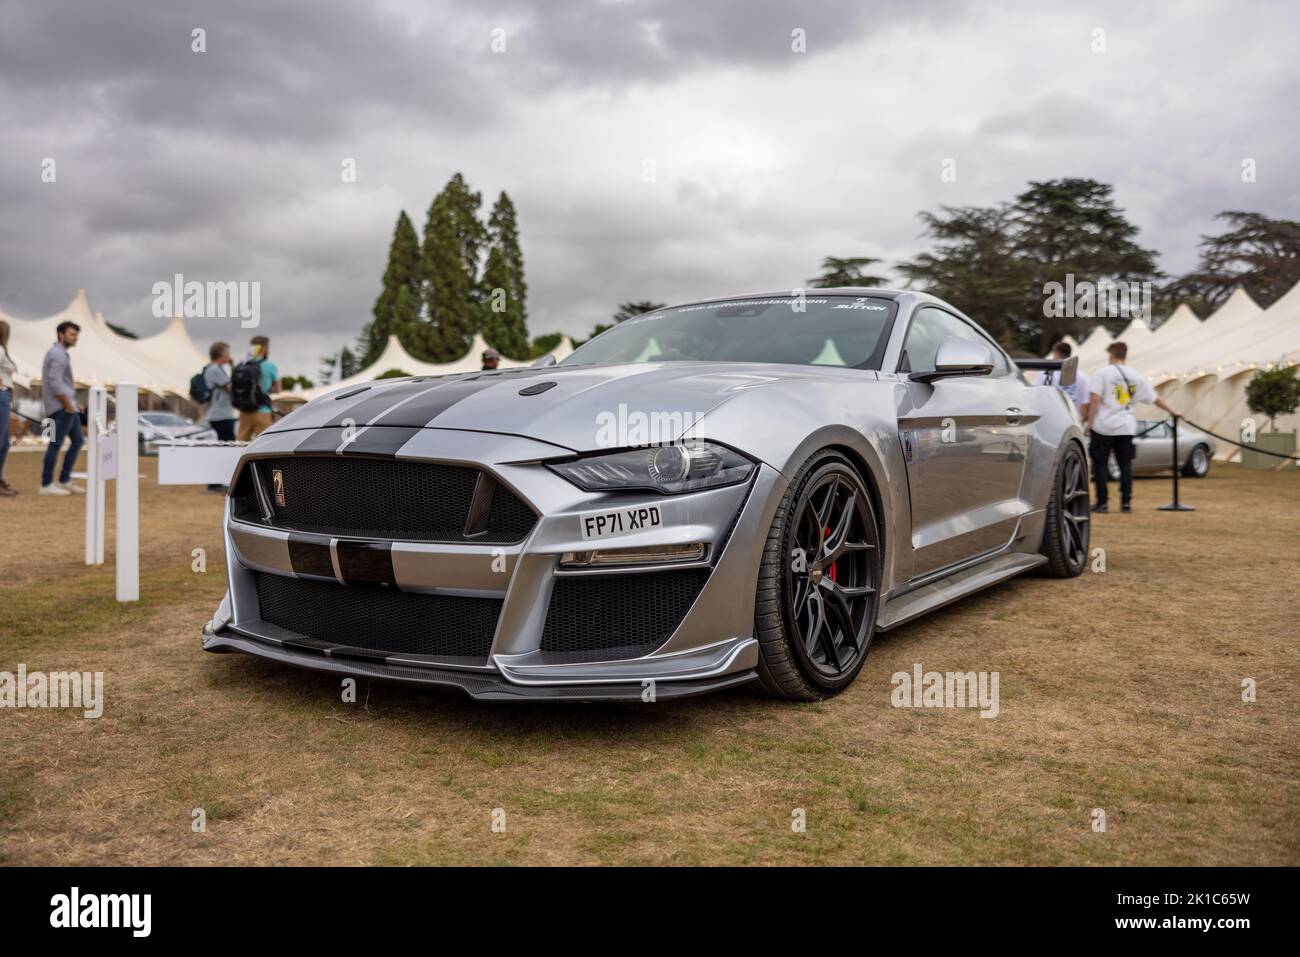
1182, 444, 1211, 478
1041, 443, 1090, 578
754, 452, 881, 701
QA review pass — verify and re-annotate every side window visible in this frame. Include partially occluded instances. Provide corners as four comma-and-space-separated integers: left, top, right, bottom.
900, 307, 1009, 375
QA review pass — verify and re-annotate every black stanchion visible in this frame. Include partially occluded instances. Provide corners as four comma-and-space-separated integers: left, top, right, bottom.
1158, 415, 1195, 512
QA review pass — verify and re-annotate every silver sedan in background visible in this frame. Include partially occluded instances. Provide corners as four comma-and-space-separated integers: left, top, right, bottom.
1107, 419, 1217, 479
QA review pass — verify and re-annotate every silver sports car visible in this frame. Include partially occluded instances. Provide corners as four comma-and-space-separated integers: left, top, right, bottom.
1106, 419, 1217, 479
203, 290, 1090, 701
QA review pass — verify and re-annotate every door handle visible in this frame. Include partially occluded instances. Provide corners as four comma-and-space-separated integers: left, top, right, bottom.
1004, 407, 1024, 425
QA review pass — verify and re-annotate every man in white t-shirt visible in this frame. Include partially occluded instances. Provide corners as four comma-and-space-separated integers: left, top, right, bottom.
1038, 341, 1091, 417
1085, 341, 1176, 513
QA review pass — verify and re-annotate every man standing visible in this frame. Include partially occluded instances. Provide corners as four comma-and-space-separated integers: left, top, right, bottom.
40, 321, 86, 495
1086, 341, 1175, 513
481, 347, 500, 371
1039, 341, 1091, 418
204, 341, 237, 492
234, 335, 280, 443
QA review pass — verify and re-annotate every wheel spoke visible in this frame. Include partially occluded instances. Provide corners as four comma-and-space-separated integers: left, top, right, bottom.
816, 607, 842, 671
821, 581, 860, 656
821, 491, 856, 560
803, 595, 826, 660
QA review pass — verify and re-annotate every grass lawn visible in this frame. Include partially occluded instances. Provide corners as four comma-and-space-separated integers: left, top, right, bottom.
1, 447, 1297, 865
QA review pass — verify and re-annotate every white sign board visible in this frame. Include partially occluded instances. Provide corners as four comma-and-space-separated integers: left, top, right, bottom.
158, 443, 245, 485
98, 428, 118, 481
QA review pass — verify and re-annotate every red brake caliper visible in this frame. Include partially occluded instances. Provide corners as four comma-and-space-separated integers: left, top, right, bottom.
824, 527, 837, 582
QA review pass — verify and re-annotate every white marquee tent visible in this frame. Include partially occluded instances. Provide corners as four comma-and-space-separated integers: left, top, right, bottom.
0, 289, 573, 403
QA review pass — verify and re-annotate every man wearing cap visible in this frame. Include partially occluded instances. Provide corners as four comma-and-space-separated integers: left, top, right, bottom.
481, 348, 500, 371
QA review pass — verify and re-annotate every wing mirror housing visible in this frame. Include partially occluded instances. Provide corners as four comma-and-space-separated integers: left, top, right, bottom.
530, 353, 557, 368
912, 337, 995, 383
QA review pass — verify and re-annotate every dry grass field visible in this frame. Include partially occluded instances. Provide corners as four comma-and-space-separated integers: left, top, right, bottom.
1, 447, 1297, 866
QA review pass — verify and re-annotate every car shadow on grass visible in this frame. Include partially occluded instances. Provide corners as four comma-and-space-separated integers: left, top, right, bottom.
204, 649, 781, 744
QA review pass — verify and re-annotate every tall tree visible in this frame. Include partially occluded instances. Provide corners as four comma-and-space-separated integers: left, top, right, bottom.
898, 179, 1161, 353
809, 257, 888, 288
363, 210, 421, 365
416, 173, 486, 362
895, 206, 1029, 352
478, 191, 530, 358
1161, 211, 1300, 313
1011, 179, 1161, 349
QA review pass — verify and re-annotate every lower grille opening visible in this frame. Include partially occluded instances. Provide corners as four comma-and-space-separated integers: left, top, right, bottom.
252, 572, 501, 660
540, 568, 710, 661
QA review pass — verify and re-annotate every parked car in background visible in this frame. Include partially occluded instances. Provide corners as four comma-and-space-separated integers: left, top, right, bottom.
138, 411, 217, 456
1108, 419, 1216, 479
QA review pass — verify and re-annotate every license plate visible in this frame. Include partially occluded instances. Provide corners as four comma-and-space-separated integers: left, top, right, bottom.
579, 504, 663, 541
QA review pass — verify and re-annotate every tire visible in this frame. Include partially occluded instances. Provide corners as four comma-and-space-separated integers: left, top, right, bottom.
1182, 444, 1211, 478
1041, 442, 1091, 578
753, 451, 882, 701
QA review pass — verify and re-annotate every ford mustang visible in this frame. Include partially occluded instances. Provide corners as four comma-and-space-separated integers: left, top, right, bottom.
202, 290, 1089, 701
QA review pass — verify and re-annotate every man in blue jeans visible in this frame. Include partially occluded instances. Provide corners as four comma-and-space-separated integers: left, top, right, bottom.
40, 320, 85, 496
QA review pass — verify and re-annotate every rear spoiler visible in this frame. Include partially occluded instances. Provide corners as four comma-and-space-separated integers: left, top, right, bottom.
1017, 356, 1077, 388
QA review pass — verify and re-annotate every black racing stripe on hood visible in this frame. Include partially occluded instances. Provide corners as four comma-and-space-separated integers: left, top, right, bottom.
374, 369, 553, 427
349, 426, 422, 455
319, 379, 450, 428
292, 428, 348, 454
288, 425, 422, 456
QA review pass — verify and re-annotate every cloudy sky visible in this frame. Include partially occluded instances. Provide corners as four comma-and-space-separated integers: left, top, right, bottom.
2, 0, 1297, 375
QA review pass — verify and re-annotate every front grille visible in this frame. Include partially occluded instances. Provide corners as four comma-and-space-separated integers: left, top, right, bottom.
253, 572, 501, 659
540, 568, 710, 660
235, 455, 536, 544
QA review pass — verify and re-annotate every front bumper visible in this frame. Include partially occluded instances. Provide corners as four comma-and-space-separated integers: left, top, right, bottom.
204, 427, 781, 701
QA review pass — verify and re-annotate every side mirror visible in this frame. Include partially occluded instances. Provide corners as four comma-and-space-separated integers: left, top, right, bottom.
530, 353, 557, 368
912, 336, 994, 383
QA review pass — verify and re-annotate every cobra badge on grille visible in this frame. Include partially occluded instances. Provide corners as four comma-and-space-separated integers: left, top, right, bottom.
272, 468, 285, 507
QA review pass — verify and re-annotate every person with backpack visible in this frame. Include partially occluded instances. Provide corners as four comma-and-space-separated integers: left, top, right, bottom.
1085, 340, 1176, 513
233, 335, 280, 443
201, 341, 236, 491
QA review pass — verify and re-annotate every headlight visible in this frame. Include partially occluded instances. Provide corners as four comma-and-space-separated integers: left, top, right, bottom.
547, 441, 754, 494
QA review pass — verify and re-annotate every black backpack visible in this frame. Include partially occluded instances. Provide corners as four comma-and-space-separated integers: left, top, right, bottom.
189, 369, 212, 404
231, 358, 268, 412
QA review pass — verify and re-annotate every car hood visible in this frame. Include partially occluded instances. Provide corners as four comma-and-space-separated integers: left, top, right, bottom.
270, 362, 852, 452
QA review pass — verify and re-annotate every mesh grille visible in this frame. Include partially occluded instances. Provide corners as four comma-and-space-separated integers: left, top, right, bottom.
236, 456, 536, 543
253, 572, 501, 659
540, 568, 710, 659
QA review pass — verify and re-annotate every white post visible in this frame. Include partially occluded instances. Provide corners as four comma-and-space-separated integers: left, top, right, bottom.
116, 383, 139, 601
95, 394, 107, 564
84, 387, 101, 565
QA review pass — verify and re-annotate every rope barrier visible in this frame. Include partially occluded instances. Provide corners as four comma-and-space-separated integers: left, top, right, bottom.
1182, 418, 1300, 462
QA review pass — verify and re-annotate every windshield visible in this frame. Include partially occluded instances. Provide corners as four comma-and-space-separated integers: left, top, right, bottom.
562, 295, 899, 369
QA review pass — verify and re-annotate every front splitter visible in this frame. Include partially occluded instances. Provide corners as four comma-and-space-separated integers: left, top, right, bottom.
202, 629, 757, 702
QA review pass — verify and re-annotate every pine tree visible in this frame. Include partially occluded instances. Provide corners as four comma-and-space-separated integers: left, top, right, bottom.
478, 191, 530, 358
417, 173, 485, 362
364, 211, 421, 365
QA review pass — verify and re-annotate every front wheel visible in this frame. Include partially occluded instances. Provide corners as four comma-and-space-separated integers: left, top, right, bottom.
753, 451, 881, 701
1041, 443, 1090, 578
1182, 444, 1211, 478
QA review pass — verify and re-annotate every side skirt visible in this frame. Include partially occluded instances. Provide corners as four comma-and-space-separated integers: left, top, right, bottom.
876, 551, 1047, 631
